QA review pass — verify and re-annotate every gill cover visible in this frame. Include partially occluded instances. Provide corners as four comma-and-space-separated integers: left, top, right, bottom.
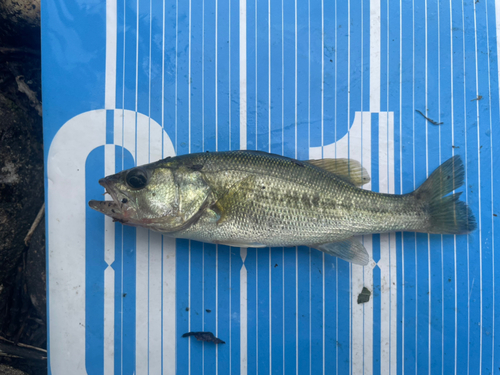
89, 161, 212, 232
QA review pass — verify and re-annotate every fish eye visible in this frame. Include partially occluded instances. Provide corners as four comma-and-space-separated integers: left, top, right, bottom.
126, 168, 148, 189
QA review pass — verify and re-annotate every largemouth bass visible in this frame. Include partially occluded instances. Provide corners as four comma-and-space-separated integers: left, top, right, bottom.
89, 151, 476, 265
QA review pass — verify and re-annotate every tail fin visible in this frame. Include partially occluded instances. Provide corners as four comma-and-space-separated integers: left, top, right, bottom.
413, 155, 476, 234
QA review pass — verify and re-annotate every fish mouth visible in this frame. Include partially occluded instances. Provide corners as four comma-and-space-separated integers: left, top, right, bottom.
88, 178, 125, 220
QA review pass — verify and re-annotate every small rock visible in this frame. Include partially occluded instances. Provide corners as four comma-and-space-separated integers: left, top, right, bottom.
357, 287, 371, 304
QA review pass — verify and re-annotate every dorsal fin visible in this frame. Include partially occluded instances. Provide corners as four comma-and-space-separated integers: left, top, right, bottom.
305, 158, 370, 187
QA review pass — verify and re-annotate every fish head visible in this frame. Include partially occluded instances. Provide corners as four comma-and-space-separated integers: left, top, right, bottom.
89, 163, 201, 231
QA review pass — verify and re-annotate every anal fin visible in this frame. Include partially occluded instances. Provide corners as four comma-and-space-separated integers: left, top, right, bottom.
311, 237, 370, 266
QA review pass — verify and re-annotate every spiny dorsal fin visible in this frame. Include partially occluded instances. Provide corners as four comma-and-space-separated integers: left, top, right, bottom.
306, 158, 370, 187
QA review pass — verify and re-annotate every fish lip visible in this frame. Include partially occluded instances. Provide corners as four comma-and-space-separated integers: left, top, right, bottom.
88, 178, 124, 216
99, 178, 119, 201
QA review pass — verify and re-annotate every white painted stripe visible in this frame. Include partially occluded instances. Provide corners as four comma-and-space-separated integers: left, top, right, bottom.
412, 5, 417, 372
202, 0, 205, 151
447, 1, 457, 373
313, 112, 376, 375
255, 0, 258, 150
136, 226, 150, 375
296, 247, 299, 375
268, 0, 271, 154
235, 0, 249, 347
148, 123, 164, 374
104, 145, 116, 266
215, 244, 219, 374
283, 249, 286, 373
294, 0, 297, 159
269, 250, 272, 375
240, 248, 248, 375
105, 0, 117, 109
175, 0, 178, 151
399, 0, 404, 371
215, 0, 219, 152
379, 112, 389, 375
321, 0, 324, 155
136, 112, 151, 375
390, 232, 397, 375
282, 0, 285, 157
472, 3, 483, 371
435, 2, 444, 371
162, 237, 177, 375
388, 112, 396, 375
370, 0, 381, 112
47, 110, 106, 375
361, 113, 373, 375
378, 111, 396, 375
104, 266, 115, 375
256, 250, 259, 374
229, 0, 232, 150
188, 243, 191, 375
490, 0, 497, 368
104, 144, 115, 375
459, 0, 470, 372
424, 1, 432, 371
229, 246, 232, 373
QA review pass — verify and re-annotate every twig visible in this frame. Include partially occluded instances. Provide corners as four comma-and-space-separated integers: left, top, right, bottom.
24, 203, 45, 246
15, 75, 42, 117
415, 110, 443, 125
471, 95, 482, 101
0, 47, 41, 56
0, 336, 46, 360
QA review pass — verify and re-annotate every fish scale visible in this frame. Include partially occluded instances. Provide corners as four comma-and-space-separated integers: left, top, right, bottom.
89, 150, 476, 265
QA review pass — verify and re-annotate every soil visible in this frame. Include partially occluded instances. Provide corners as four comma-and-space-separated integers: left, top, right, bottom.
0, 2, 46, 373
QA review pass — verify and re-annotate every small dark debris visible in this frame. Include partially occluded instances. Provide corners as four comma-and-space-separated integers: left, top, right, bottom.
182, 332, 225, 344
452, 145, 460, 149
274, 264, 278, 268
292, 160, 305, 167
206, 309, 211, 313
122, 293, 127, 297
185, 307, 189, 311
189, 164, 204, 171
471, 95, 482, 101
357, 287, 371, 304
493, 214, 497, 217
448, 278, 452, 282
416, 110, 443, 126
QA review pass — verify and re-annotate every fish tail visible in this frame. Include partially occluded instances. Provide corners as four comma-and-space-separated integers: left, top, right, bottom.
413, 155, 476, 234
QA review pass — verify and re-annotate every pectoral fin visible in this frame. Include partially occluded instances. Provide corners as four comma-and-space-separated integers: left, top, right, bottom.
312, 237, 370, 266
306, 158, 370, 187
212, 175, 256, 225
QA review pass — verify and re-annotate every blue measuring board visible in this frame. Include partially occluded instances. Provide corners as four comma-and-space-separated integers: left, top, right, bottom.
42, 0, 500, 373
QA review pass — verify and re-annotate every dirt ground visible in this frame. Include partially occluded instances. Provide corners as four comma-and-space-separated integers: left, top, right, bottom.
0, 1, 47, 373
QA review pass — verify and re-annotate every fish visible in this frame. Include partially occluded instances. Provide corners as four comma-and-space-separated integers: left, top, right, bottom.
88, 150, 476, 266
